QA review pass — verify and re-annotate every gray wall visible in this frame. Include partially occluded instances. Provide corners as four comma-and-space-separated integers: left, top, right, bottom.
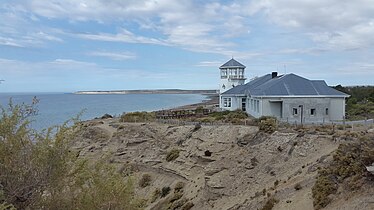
261, 97, 346, 123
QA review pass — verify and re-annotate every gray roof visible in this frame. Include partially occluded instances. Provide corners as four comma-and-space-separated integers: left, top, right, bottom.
222, 73, 349, 97
222, 74, 272, 95
220, 58, 245, 68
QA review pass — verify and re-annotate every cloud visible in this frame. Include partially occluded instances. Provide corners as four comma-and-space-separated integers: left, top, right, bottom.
196, 61, 223, 67
0, 3, 64, 48
6, 0, 253, 56
245, 0, 374, 50
88, 51, 137, 60
77, 29, 168, 46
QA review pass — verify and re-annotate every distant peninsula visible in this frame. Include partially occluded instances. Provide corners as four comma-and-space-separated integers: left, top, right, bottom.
75, 89, 218, 95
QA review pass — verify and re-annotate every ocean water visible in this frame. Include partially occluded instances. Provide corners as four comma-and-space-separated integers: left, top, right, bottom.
0, 93, 206, 130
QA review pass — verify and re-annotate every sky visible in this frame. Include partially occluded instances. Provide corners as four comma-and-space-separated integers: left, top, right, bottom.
0, 0, 374, 92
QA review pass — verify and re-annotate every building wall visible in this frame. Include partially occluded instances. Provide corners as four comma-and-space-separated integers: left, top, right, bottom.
260, 97, 346, 123
220, 96, 244, 111
220, 78, 245, 94
247, 96, 262, 118
329, 98, 346, 121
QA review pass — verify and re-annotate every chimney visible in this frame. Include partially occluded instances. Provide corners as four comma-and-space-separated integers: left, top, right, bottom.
272, 72, 278, 78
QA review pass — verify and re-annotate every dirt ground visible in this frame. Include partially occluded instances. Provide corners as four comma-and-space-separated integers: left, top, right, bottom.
73, 118, 374, 210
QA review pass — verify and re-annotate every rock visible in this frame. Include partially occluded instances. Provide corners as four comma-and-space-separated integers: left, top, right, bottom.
366, 164, 374, 175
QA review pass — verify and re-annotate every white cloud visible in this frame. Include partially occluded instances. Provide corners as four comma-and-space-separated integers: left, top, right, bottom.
77, 29, 168, 46
88, 51, 136, 60
245, 0, 374, 50
196, 61, 223, 67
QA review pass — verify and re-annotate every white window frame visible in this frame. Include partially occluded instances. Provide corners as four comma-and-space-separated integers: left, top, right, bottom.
223, 97, 232, 108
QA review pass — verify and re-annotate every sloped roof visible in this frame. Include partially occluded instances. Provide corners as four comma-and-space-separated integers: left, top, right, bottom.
222, 73, 349, 97
222, 74, 272, 95
220, 58, 246, 68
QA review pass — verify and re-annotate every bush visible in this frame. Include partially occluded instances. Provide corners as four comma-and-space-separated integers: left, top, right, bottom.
312, 135, 374, 209
139, 173, 152, 188
151, 188, 161, 202
182, 202, 194, 210
161, 187, 171, 197
174, 182, 185, 193
120, 111, 155, 122
166, 149, 180, 162
259, 116, 277, 134
294, 183, 302, 191
261, 197, 279, 210
0, 101, 141, 209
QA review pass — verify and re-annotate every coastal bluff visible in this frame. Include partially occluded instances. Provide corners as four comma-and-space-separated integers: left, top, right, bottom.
73, 118, 374, 210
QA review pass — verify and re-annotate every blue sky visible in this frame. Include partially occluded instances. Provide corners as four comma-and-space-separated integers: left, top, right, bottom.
1, 0, 374, 92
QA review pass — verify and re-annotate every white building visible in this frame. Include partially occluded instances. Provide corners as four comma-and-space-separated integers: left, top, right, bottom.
219, 59, 349, 123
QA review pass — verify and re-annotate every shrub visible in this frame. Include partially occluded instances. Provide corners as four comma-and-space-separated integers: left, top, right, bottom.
182, 202, 194, 210
161, 187, 171, 197
294, 183, 302, 191
174, 182, 185, 193
151, 188, 161, 202
312, 135, 374, 209
259, 116, 277, 134
139, 173, 152, 188
0, 101, 141, 210
120, 111, 155, 122
166, 149, 180, 162
261, 197, 279, 210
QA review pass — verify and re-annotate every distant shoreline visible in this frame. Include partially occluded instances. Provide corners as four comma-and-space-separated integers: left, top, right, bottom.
75, 89, 218, 95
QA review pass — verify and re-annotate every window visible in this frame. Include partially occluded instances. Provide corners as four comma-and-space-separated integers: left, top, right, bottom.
325, 108, 329, 115
251, 99, 253, 110
223, 97, 232, 107
256, 100, 260, 113
311, 109, 316, 116
293, 108, 298, 115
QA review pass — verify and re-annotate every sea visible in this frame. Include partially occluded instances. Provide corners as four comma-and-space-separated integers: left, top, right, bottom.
0, 93, 206, 130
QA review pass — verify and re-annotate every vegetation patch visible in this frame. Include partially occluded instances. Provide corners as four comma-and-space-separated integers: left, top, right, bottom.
0, 102, 142, 210
166, 149, 180, 162
258, 116, 277, 134
260, 197, 279, 210
161, 187, 171, 197
312, 135, 374, 209
139, 173, 152, 188
120, 111, 156, 122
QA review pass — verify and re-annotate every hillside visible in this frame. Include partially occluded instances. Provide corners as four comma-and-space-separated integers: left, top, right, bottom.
73, 118, 374, 210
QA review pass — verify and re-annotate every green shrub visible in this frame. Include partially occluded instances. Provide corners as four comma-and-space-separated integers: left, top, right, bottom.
259, 116, 277, 133
120, 111, 155, 122
0, 101, 141, 210
139, 173, 152, 188
161, 187, 171, 197
166, 149, 180, 162
312, 135, 374, 209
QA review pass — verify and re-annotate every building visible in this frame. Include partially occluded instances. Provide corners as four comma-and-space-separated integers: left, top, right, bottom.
219, 59, 349, 123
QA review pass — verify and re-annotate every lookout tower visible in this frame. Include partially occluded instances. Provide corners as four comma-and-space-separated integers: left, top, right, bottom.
219, 58, 246, 93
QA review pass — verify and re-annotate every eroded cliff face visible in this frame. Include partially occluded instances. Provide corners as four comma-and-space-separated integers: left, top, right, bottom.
73, 119, 373, 210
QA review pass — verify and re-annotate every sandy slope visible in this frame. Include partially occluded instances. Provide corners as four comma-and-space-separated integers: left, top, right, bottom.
73, 118, 373, 210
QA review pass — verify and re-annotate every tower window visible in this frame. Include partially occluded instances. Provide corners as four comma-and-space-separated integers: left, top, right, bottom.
293, 108, 298, 115
311, 109, 316, 116
325, 108, 329, 115
222, 84, 226, 89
